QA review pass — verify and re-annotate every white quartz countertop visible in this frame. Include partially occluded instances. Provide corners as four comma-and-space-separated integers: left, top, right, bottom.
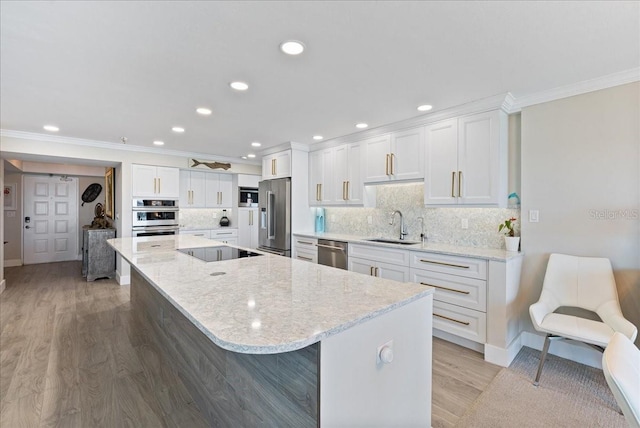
294, 232, 523, 261
108, 235, 433, 355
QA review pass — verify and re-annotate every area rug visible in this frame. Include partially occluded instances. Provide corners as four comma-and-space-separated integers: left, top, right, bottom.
455, 346, 625, 428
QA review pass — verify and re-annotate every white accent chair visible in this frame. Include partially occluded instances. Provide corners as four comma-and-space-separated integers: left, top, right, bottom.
529, 254, 637, 385
602, 332, 640, 428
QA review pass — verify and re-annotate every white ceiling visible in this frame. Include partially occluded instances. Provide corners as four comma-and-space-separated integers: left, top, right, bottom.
1, 1, 638, 162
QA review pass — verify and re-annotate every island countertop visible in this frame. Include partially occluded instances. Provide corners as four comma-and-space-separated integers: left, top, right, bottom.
108, 235, 434, 355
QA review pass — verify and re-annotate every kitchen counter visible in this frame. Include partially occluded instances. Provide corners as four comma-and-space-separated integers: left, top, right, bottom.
294, 231, 523, 261
108, 235, 434, 426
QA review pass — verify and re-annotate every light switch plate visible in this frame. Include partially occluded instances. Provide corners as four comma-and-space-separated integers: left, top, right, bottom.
367, 216, 372, 225
461, 218, 469, 229
529, 210, 539, 223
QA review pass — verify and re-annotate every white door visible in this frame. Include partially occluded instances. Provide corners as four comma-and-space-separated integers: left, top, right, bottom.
363, 135, 391, 183
23, 175, 78, 264
375, 260, 409, 282
155, 167, 180, 198
131, 164, 157, 197
390, 127, 424, 181
348, 257, 375, 276
424, 119, 459, 205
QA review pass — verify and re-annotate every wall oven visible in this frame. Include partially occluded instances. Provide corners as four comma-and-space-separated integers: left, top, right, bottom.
132, 199, 179, 236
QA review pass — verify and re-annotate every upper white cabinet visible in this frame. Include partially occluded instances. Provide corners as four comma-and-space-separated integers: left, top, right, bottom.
132, 165, 180, 198
262, 150, 292, 180
424, 110, 507, 206
309, 142, 363, 206
180, 170, 206, 208
362, 128, 424, 183
206, 173, 233, 208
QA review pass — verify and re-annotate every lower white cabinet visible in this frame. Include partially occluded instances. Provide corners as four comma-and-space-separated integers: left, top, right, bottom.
179, 229, 211, 239
211, 228, 238, 245
432, 300, 487, 344
348, 244, 410, 282
238, 208, 259, 249
293, 236, 318, 263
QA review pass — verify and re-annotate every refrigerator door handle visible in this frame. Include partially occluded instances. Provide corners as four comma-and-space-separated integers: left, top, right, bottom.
267, 191, 276, 239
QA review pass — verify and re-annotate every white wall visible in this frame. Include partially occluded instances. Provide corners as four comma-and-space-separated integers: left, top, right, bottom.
520, 82, 640, 346
0, 160, 5, 294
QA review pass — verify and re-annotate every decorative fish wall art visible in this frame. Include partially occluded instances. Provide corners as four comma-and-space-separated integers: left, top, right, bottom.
191, 159, 232, 170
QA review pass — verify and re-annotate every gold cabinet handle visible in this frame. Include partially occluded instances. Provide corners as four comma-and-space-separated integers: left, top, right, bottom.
385, 154, 390, 175
451, 172, 455, 197
370, 266, 374, 276
342, 181, 347, 200
419, 282, 470, 295
390, 153, 395, 175
158, 178, 161, 194
154, 178, 157, 194
458, 171, 462, 197
419, 259, 470, 269
346, 181, 350, 200
298, 240, 314, 246
434, 313, 470, 326
273, 159, 277, 176
297, 255, 313, 261
319, 183, 322, 201
375, 267, 379, 277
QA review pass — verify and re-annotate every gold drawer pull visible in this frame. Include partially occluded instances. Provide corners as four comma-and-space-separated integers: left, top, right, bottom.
297, 255, 313, 261
419, 259, 470, 269
434, 313, 470, 326
297, 241, 314, 246
420, 282, 470, 295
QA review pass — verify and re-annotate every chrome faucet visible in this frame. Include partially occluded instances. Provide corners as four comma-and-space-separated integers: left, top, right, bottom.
389, 210, 408, 240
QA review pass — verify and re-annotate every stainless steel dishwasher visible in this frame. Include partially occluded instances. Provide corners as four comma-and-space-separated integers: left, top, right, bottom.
317, 239, 348, 270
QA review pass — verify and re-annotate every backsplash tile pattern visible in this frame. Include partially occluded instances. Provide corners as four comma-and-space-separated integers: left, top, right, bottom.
324, 183, 520, 249
180, 208, 233, 229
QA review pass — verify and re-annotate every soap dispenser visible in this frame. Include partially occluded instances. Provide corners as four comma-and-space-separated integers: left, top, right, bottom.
315, 207, 325, 233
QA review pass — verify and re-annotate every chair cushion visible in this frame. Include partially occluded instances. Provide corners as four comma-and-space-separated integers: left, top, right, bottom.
539, 313, 614, 347
602, 332, 640, 428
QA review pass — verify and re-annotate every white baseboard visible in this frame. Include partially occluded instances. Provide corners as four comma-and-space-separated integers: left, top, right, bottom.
116, 272, 130, 286
520, 331, 602, 369
4, 259, 22, 267
0, 279, 5, 295
433, 328, 484, 354
485, 334, 523, 368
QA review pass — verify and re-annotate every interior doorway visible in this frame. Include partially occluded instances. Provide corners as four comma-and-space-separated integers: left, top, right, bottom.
23, 175, 78, 264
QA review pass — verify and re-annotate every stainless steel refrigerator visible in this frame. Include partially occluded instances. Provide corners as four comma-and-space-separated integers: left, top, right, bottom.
258, 178, 291, 257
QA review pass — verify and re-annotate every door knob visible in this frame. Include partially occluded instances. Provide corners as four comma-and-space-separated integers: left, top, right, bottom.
25, 225, 31, 229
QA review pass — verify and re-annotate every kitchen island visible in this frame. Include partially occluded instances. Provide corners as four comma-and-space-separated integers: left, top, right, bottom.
108, 235, 434, 427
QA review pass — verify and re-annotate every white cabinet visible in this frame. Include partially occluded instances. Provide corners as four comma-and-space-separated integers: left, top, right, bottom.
132, 165, 180, 198
348, 244, 410, 282
362, 128, 424, 183
309, 148, 335, 205
424, 110, 507, 206
211, 228, 238, 245
238, 208, 259, 249
180, 170, 207, 208
410, 251, 488, 344
205, 173, 233, 208
262, 150, 292, 180
293, 236, 318, 263
179, 229, 211, 238
309, 142, 363, 206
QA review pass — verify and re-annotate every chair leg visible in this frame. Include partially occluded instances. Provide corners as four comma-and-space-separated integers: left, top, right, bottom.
534, 334, 552, 386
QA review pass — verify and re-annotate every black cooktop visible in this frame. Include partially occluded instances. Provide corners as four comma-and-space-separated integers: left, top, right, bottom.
178, 245, 263, 263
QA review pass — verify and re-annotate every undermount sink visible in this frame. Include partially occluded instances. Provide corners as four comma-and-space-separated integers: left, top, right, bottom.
364, 238, 420, 245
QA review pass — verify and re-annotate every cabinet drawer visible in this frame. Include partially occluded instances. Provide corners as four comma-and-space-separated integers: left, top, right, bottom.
432, 300, 486, 344
410, 252, 487, 280
179, 229, 211, 239
294, 248, 317, 263
211, 229, 238, 238
410, 269, 486, 312
350, 244, 409, 266
293, 236, 318, 248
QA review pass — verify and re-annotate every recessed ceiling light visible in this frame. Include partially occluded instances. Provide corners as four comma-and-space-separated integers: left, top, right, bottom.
417, 104, 433, 112
172, 126, 185, 133
153, 140, 165, 146
230, 81, 249, 91
247, 154, 256, 158
251, 142, 261, 147
196, 107, 212, 115
43, 125, 59, 132
313, 135, 323, 141
355, 123, 368, 129
241, 156, 248, 160
280, 40, 305, 55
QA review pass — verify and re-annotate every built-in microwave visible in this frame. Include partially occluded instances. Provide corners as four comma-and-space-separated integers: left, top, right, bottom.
239, 187, 258, 207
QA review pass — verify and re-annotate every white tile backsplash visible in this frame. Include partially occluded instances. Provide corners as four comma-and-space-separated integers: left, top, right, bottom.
180, 208, 233, 229
324, 183, 520, 249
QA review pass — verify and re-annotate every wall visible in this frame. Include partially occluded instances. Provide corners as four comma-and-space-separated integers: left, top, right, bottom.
78, 175, 107, 248
0, 160, 4, 293
521, 82, 640, 346
3, 172, 22, 264
324, 183, 520, 249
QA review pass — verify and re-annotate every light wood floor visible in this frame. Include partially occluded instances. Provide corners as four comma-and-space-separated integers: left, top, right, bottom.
1, 261, 500, 427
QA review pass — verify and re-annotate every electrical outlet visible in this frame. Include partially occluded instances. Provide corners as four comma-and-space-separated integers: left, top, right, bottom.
461, 218, 469, 229
529, 210, 539, 223
367, 216, 372, 225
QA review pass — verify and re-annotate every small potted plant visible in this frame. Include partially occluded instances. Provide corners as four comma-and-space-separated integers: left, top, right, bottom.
498, 217, 520, 251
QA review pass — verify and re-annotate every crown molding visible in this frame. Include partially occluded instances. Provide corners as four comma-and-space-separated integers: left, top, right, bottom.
0, 129, 261, 166
259, 141, 310, 156
313, 93, 513, 149
510, 67, 640, 112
